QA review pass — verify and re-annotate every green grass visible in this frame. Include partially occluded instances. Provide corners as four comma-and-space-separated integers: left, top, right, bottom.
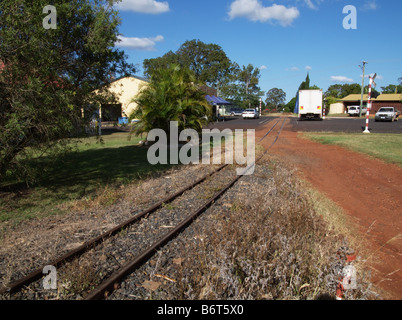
0, 130, 262, 225
303, 132, 402, 167
0, 131, 173, 224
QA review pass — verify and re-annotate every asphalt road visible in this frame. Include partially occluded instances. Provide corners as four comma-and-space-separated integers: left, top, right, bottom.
206, 116, 402, 134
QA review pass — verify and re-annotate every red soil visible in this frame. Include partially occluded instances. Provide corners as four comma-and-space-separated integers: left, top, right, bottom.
258, 119, 402, 299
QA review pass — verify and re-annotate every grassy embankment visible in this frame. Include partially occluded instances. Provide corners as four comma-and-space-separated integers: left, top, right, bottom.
302, 132, 402, 167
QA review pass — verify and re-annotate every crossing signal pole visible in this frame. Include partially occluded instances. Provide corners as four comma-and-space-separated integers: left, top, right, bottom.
363, 73, 376, 134
359, 61, 367, 117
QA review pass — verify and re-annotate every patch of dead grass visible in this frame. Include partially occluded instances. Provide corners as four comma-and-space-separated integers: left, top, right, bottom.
174, 157, 377, 300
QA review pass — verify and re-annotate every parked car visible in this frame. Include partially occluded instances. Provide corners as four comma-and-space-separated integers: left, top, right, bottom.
375, 107, 400, 122
242, 108, 259, 119
229, 108, 244, 116
348, 105, 367, 116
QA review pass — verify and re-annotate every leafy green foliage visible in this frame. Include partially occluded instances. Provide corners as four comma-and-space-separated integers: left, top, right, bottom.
129, 65, 211, 137
143, 39, 231, 89
220, 63, 264, 109
325, 83, 361, 99
265, 88, 286, 110
297, 73, 310, 94
284, 97, 297, 113
380, 84, 402, 94
176, 39, 232, 88
0, 0, 135, 183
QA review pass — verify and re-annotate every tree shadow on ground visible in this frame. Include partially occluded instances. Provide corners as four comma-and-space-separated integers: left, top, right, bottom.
0, 145, 173, 221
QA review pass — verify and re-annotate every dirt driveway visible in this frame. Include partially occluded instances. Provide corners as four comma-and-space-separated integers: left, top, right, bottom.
258, 118, 402, 299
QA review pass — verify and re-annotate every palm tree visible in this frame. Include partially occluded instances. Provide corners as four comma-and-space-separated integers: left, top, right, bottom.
130, 65, 211, 139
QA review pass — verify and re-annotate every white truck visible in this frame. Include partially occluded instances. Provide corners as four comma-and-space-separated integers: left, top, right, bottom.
296, 90, 323, 120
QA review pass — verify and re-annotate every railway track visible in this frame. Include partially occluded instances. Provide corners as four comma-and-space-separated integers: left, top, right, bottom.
0, 117, 286, 300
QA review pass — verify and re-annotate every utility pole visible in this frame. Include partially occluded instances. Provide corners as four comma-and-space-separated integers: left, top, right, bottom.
359, 61, 367, 117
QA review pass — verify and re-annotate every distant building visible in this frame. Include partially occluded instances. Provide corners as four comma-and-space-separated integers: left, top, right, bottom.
99, 75, 149, 121
338, 93, 402, 114
327, 102, 345, 114
98, 76, 227, 121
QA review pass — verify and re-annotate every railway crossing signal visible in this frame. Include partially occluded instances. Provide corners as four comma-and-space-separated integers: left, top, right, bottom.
363, 73, 376, 134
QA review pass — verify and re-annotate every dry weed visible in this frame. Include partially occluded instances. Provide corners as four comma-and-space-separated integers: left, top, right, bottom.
175, 158, 376, 300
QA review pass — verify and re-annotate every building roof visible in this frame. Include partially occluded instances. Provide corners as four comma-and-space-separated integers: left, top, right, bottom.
206, 95, 231, 105
110, 74, 149, 84
340, 93, 402, 102
375, 93, 402, 101
340, 94, 371, 101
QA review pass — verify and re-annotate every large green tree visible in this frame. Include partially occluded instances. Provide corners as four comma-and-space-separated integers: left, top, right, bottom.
143, 50, 178, 78
220, 63, 264, 109
297, 73, 310, 94
0, 0, 135, 183
143, 39, 231, 90
130, 65, 211, 138
176, 39, 231, 88
265, 88, 286, 110
325, 83, 361, 99
381, 84, 402, 94
285, 73, 311, 113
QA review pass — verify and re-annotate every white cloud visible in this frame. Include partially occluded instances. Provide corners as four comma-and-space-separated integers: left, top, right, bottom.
303, 0, 324, 10
228, 0, 300, 26
304, 0, 317, 10
305, 65, 312, 71
116, 35, 164, 51
363, 0, 377, 11
260, 65, 268, 70
116, 0, 170, 14
331, 76, 354, 83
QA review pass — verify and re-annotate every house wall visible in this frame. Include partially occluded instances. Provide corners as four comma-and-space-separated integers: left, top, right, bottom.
329, 102, 345, 114
106, 76, 148, 118
371, 101, 402, 113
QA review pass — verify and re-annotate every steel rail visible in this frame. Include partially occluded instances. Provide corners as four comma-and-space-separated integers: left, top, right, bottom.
0, 163, 228, 295
0, 117, 285, 297
85, 117, 287, 300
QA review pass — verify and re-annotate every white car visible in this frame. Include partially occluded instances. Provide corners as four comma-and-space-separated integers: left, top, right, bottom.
375, 107, 400, 122
242, 108, 259, 119
348, 105, 367, 116
229, 108, 244, 116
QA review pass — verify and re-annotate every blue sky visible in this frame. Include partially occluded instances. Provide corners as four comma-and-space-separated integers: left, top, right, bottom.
114, 0, 402, 102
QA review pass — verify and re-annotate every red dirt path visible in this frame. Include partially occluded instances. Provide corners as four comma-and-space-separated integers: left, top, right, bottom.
258, 118, 402, 299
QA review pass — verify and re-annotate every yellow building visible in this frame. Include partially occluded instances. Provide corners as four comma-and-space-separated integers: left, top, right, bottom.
100, 75, 149, 121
